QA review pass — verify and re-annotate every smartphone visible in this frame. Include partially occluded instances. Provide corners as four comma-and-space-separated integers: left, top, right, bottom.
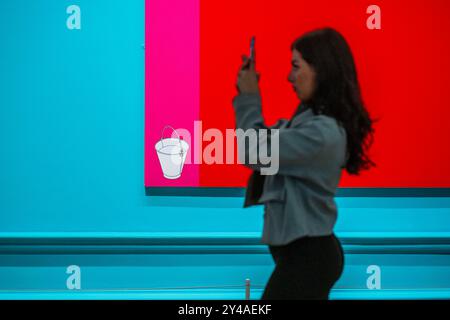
249, 36, 255, 62
242, 36, 255, 70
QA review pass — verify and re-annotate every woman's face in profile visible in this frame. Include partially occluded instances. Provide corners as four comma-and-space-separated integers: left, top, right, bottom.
288, 49, 316, 102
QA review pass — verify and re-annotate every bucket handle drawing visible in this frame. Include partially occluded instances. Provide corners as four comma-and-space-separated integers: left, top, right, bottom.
155, 125, 189, 179
160, 125, 183, 152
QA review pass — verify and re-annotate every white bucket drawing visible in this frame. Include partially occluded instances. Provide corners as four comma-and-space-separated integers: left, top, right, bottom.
155, 126, 189, 179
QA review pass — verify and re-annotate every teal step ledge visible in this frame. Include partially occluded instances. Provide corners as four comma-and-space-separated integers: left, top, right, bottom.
1, 231, 450, 254
1, 289, 450, 300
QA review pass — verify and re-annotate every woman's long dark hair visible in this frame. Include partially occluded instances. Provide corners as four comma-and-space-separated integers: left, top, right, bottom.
291, 27, 377, 175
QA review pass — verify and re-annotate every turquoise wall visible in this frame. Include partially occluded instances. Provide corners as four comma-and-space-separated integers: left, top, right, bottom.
1, 0, 450, 299
1, 0, 155, 232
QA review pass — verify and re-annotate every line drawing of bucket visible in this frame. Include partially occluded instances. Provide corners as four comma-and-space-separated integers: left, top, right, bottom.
154, 126, 189, 179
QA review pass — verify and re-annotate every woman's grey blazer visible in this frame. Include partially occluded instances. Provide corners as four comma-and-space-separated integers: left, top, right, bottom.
232, 93, 348, 245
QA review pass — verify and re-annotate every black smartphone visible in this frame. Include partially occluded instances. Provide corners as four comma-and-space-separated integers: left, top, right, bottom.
250, 36, 255, 62
243, 36, 255, 70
